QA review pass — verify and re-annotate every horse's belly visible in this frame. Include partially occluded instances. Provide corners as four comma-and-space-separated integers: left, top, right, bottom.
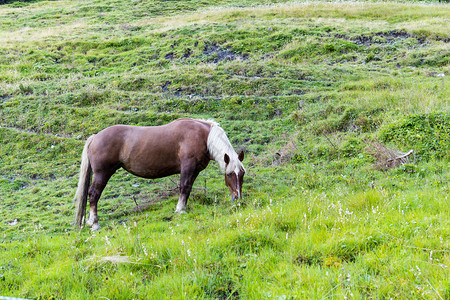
125, 166, 180, 179
122, 158, 180, 179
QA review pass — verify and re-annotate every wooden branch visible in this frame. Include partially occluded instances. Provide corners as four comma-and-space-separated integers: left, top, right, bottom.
385, 149, 414, 168
132, 196, 141, 212
387, 150, 414, 163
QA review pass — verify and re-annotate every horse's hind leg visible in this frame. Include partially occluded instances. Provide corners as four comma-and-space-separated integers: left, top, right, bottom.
87, 170, 115, 231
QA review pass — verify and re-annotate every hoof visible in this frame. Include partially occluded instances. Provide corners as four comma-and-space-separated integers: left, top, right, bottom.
91, 223, 101, 231
86, 218, 94, 227
175, 209, 186, 214
86, 214, 98, 228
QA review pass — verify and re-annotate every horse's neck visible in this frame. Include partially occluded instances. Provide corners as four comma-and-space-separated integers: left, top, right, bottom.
207, 125, 238, 173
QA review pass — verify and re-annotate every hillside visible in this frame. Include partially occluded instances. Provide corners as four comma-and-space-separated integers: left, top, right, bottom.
0, 0, 449, 298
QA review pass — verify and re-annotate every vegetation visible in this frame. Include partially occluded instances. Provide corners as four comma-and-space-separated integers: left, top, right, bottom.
0, 0, 448, 298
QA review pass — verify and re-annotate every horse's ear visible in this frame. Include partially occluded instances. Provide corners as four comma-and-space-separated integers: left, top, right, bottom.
238, 151, 244, 162
224, 153, 230, 165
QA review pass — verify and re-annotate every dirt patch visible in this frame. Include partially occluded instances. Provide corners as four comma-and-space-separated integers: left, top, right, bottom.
335, 30, 428, 46
0, 94, 11, 102
165, 52, 174, 60
161, 81, 172, 92
203, 43, 247, 63
182, 48, 193, 59
163, 43, 247, 63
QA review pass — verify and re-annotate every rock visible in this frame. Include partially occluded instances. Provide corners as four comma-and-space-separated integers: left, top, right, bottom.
7, 219, 18, 226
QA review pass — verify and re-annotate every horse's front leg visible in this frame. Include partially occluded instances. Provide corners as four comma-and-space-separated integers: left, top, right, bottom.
175, 164, 199, 214
175, 195, 188, 214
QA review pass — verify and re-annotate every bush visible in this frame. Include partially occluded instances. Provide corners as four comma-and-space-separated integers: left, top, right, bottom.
379, 112, 449, 160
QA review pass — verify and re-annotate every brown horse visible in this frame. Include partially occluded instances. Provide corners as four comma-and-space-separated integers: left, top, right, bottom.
74, 118, 245, 230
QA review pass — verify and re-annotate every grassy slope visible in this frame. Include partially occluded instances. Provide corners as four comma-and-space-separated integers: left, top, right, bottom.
0, 0, 449, 299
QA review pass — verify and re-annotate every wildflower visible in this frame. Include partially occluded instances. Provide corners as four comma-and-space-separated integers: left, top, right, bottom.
415, 265, 422, 276
103, 235, 111, 246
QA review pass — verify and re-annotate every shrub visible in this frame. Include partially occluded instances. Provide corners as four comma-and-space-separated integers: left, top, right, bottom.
379, 112, 449, 160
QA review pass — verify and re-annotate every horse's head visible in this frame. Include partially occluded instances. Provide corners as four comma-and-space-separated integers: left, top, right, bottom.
224, 151, 245, 201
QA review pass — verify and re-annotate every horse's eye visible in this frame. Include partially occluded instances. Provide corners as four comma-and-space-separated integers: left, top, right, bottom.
227, 173, 232, 178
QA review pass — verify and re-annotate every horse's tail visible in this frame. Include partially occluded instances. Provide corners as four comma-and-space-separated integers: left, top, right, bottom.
73, 135, 95, 229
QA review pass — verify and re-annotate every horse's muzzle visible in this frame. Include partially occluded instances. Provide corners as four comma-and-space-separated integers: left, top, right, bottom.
231, 192, 242, 202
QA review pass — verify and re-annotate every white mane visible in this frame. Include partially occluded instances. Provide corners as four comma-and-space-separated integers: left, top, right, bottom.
206, 123, 244, 174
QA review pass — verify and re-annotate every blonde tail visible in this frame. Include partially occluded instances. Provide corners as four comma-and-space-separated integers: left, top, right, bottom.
73, 135, 95, 229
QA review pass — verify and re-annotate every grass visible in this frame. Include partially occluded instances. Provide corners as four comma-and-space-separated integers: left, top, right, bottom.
0, 0, 449, 298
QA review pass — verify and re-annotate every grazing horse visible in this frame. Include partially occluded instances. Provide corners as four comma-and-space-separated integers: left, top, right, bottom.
74, 118, 245, 230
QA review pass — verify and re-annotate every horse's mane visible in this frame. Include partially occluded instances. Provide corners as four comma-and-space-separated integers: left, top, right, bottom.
198, 119, 219, 127
206, 122, 243, 173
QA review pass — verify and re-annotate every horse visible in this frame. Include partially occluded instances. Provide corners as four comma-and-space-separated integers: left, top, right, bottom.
73, 118, 245, 231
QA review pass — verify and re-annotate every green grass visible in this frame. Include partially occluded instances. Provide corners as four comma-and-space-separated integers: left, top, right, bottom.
0, 0, 449, 298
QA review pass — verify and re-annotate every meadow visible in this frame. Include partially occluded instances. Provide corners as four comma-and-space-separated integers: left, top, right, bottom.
0, 0, 449, 298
